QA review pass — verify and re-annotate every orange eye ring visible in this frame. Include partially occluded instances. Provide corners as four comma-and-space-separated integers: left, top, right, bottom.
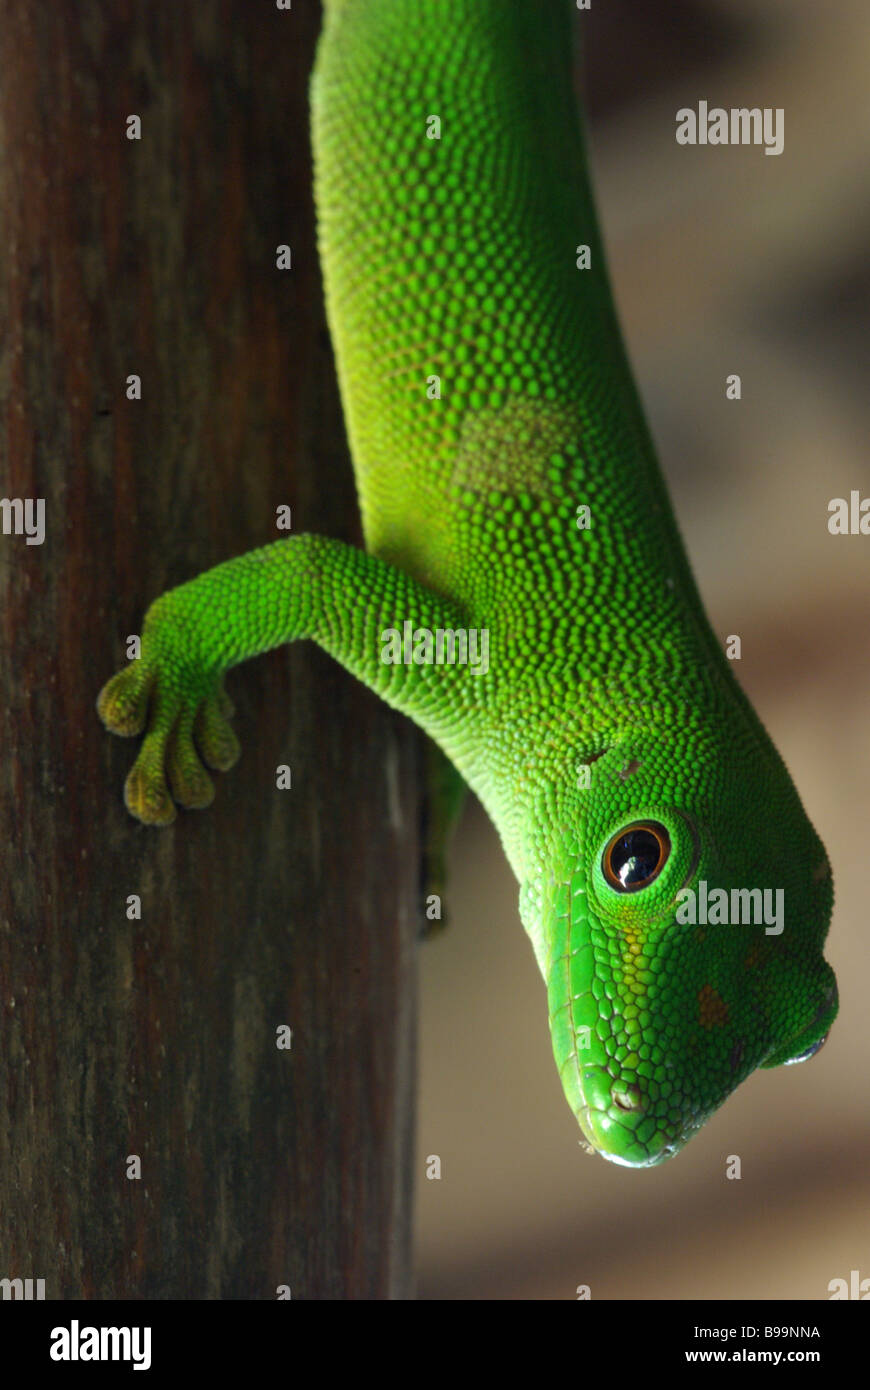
602, 821, 671, 893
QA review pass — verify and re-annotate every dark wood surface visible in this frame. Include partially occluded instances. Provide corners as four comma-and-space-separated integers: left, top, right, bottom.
0, 0, 418, 1299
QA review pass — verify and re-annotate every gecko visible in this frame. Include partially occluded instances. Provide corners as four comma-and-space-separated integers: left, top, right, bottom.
98, 0, 837, 1166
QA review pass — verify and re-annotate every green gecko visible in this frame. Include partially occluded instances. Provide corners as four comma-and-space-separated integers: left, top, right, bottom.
98, 0, 837, 1166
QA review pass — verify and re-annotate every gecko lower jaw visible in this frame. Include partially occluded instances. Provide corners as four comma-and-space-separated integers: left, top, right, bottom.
577, 1094, 703, 1167
593, 1132, 693, 1167
597, 1137, 681, 1167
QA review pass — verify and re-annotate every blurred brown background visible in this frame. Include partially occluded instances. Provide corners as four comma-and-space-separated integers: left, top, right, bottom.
415, 0, 870, 1299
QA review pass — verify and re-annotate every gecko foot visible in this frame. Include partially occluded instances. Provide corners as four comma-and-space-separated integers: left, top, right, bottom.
97, 603, 240, 825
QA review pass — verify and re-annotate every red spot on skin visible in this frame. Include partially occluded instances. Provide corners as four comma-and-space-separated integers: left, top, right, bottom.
698, 983, 729, 1028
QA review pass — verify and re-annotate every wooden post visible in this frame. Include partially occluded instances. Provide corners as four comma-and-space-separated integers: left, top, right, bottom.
0, 0, 417, 1299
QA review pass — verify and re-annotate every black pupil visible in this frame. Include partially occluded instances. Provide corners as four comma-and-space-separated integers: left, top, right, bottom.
611, 828, 662, 888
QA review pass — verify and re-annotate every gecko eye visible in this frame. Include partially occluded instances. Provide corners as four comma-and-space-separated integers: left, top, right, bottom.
603, 822, 670, 892
784, 1033, 828, 1065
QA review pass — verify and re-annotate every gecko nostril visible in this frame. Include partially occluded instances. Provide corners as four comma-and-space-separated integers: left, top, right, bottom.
611, 1082, 644, 1112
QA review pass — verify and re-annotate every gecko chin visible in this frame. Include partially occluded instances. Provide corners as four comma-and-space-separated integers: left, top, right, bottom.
598, 1141, 682, 1169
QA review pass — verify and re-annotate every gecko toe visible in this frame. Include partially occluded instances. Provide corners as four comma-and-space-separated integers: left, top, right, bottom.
216, 687, 235, 720
195, 694, 241, 772
97, 665, 155, 737
124, 733, 177, 826
167, 713, 216, 810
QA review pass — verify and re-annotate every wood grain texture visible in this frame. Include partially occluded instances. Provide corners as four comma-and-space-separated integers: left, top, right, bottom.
0, 0, 418, 1299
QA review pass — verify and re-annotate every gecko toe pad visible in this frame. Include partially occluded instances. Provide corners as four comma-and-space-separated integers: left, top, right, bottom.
97, 666, 154, 737
195, 695, 241, 772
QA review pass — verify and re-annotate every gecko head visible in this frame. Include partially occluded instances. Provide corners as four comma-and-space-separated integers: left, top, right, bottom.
536, 726, 837, 1167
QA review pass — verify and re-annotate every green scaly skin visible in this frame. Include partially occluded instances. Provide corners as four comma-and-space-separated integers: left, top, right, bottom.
98, 0, 837, 1166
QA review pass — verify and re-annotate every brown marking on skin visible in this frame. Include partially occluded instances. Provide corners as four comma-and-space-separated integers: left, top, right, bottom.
618, 758, 641, 780
698, 983, 729, 1028
813, 859, 830, 883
